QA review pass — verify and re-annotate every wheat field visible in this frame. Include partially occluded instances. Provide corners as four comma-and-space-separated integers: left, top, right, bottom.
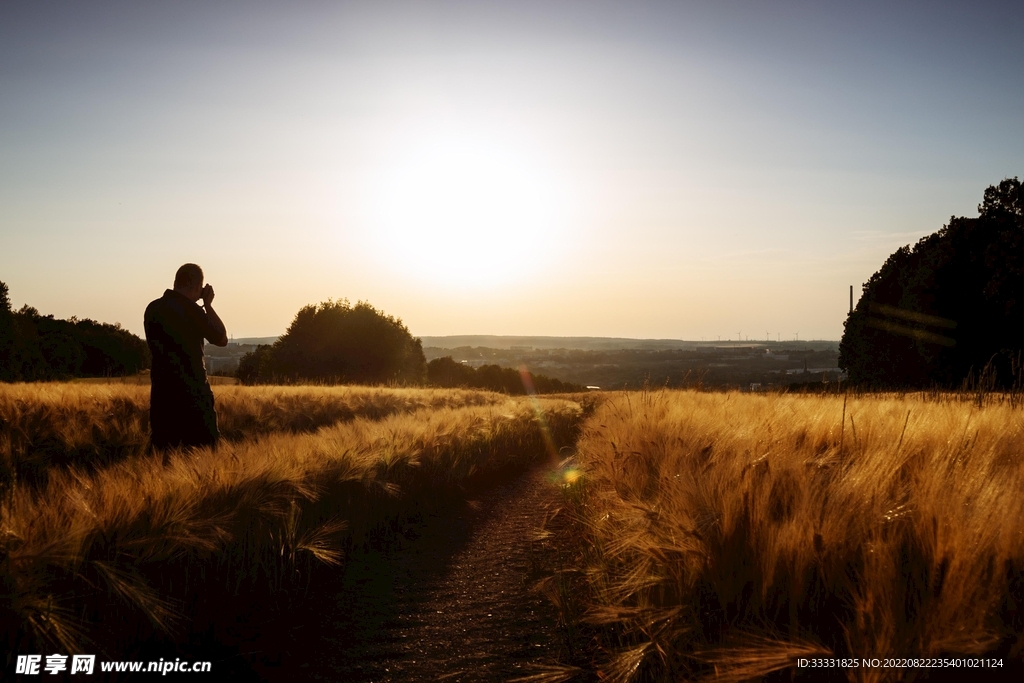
6, 382, 1022, 679
549, 390, 1024, 681
0, 382, 509, 492
0, 386, 583, 660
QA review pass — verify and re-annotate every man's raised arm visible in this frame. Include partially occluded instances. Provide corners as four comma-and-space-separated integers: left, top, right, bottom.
201, 284, 229, 347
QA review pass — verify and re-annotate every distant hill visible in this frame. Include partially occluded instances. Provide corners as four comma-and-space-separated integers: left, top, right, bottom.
230, 334, 839, 353
231, 336, 280, 346
419, 335, 838, 352
421, 335, 692, 351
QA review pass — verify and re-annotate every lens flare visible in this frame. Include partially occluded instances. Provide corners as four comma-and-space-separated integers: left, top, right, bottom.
561, 466, 583, 485
519, 366, 560, 462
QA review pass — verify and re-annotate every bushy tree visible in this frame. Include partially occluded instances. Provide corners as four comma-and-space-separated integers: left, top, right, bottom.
426, 355, 476, 387
839, 177, 1024, 388
236, 345, 273, 385
243, 300, 426, 385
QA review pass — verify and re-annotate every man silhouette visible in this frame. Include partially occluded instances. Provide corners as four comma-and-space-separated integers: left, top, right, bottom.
144, 263, 228, 455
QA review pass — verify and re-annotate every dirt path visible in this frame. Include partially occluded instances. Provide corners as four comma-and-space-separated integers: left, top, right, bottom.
241, 465, 577, 682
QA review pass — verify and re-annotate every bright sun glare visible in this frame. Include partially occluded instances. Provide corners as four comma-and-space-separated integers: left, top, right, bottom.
363, 126, 570, 290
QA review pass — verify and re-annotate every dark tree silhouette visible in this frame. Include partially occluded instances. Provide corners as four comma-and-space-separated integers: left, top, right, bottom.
239, 300, 426, 385
0, 281, 150, 382
236, 344, 274, 385
839, 177, 1024, 388
426, 355, 476, 387
0, 281, 15, 381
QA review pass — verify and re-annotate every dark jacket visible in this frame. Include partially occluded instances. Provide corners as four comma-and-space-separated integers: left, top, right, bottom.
144, 289, 220, 450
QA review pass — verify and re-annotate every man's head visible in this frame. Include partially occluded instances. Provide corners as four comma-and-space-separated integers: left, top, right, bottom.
173, 263, 204, 301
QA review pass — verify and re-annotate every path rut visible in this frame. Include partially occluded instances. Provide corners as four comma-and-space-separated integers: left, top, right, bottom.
240, 466, 575, 682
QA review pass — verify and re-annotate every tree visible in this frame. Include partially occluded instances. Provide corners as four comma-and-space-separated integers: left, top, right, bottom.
0, 281, 15, 381
7, 306, 51, 380
979, 176, 1023, 220
72, 318, 149, 376
236, 345, 273, 385
839, 177, 1024, 388
426, 356, 476, 387
0, 282, 150, 382
246, 300, 426, 385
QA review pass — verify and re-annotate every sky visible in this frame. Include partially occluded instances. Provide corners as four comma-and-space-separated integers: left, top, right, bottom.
1, 0, 1022, 341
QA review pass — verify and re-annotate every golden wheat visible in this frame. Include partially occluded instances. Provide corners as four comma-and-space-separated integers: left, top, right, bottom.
0, 383, 507, 491
552, 389, 1024, 681
0, 395, 581, 657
